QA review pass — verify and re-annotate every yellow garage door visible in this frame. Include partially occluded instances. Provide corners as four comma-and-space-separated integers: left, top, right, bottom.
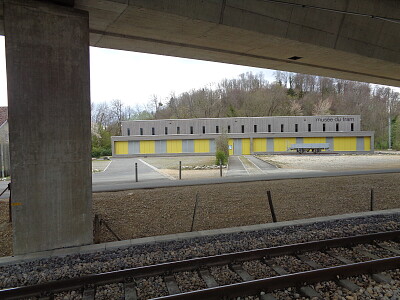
114, 141, 128, 155
364, 137, 371, 151
303, 137, 326, 144
242, 139, 251, 155
274, 138, 296, 152
253, 138, 266, 152
140, 140, 155, 154
167, 140, 182, 153
194, 139, 210, 153
334, 137, 357, 151
228, 139, 234, 156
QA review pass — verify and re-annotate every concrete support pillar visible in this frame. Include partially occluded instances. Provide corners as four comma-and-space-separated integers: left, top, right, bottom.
4, 0, 92, 254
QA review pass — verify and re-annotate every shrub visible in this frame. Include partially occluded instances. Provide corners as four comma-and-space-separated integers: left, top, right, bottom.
215, 133, 229, 165
100, 148, 112, 156
92, 147, 102, 158
215, 150, 228, 165
91, 146, 112, 158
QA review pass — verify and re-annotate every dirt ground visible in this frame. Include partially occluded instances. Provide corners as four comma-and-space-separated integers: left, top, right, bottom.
258, 154, 400, 170
1, 173, 399, 257
93, 173, 399, 248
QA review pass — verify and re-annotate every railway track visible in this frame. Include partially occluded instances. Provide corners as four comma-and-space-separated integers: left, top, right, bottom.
1, 230, 399, 300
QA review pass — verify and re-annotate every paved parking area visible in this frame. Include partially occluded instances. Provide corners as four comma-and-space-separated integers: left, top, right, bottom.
1, 155, 400, 197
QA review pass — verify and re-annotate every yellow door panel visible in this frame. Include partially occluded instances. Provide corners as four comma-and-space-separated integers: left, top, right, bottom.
228, 139, 234, 156
364, 137, 371, 151
140, 140, 155, 154
114, 141, 128, 155
242, 138, 251, 155
167, 140, 182, 153
274, 138, 296, 152
194, 139, 210, 153
333, 137, 357, 151
253, 138, 267, 152
303, 137, 326, 144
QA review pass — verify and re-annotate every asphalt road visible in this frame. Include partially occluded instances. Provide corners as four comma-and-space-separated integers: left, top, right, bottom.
1, 157, 400, 197
91, 167, 400, 192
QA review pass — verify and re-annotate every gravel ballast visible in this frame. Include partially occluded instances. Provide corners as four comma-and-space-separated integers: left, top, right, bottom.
0, 214, 399, 292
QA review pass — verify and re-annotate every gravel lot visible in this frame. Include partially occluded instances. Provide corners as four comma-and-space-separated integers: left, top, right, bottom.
258, 154, 400, 170
1, 173, 399, 257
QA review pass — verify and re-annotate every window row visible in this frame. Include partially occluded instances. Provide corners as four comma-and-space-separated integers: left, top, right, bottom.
127, 123, 354, 136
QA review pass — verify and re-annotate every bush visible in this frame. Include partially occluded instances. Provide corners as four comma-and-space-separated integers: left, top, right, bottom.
215, 133, 229, 165
100, 148, 112, 156
92, 147, 102, 158
215, 150, 228, 165
92, 146, 111, 158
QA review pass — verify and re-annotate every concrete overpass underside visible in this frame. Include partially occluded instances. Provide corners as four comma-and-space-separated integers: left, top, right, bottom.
0, 0, 399, 255
81, 0, 398, 86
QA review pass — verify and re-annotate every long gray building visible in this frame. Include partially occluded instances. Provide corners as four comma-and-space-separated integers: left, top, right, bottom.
112, 115, 373, 156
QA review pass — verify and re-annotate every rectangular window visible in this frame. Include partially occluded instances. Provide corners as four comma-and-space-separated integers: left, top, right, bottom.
190, 126, 193, 134
140, 128, 143, 135
308, 124, 311, 132
165, 127, 168, 135
323, 124, 326, 132
268, 124, 271, 132
241, 125, 245, 133
228, 125, 231, 133
152, 127, 155, 135
351, 123, 354, 131
281, 124, 284, 132
202, 126, 205, 134
177, 126, 180, 134
254, 125, 257, 133
295, 124, 298, 132
127, 128, 130, 136
216, 126, 219, 133
336, 123, 339, 131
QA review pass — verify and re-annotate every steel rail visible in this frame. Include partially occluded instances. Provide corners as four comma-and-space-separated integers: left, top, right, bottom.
0, 230, 399, 299
152, 256, 400, 300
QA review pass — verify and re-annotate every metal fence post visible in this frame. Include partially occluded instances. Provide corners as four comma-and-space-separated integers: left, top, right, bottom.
191, 192, 199, 232
267, 190, 277, 223
135, 162, 138, 182
370, 188, 374, 211
219, 159, 222, 177
179, 161, 182, 180
94, 214, 101, 244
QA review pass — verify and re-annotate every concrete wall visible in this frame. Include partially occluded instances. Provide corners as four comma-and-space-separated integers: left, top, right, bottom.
4, 0, 92, 254
122, 115, 361, 137
112, 132, 374, 156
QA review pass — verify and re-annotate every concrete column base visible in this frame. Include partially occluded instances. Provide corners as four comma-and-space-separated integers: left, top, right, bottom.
4, 0, 92, 254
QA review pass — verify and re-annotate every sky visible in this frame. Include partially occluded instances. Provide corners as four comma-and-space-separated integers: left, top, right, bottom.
0, 36, 275, 108
0, 35, 398, 109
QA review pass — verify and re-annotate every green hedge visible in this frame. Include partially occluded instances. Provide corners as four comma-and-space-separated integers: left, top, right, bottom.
92, 147, 112, 158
